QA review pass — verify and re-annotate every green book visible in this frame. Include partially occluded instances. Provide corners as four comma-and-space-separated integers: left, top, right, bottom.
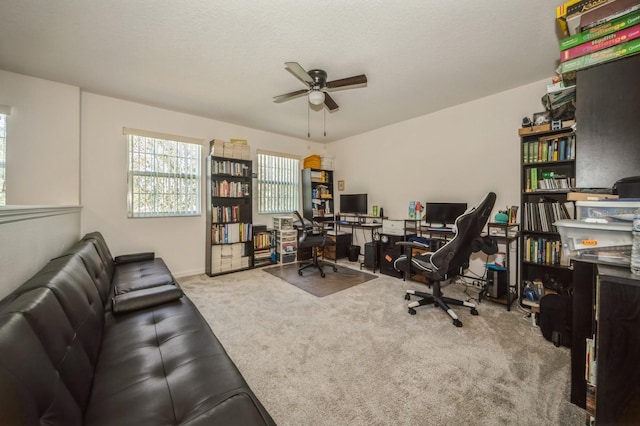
559, 9, 640, 51
561, 37, 640, 73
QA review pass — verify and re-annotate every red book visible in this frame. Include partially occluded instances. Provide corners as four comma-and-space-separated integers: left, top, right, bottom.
561, 24, 640, 61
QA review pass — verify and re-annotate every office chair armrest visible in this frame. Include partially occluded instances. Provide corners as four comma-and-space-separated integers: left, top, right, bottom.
395, 241, 432, 251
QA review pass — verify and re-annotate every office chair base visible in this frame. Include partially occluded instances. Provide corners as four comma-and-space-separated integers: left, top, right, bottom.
405, 289, 477, 327
297, 255, 337, 278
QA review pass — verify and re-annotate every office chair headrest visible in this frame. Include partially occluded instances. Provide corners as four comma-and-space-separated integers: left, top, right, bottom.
471, 236, 498, 255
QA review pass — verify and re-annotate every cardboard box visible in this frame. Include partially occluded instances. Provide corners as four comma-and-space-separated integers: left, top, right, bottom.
518, 124, 551, 136
567, 192, 618, 201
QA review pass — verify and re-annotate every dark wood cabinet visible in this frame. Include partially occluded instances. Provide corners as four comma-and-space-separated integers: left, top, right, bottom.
572, 262, 640, 425
595, 267, 640, 424
576, 53, 640, 189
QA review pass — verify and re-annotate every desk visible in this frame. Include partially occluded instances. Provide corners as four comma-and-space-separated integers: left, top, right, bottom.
571, 260, 640, 424
335, 221, 382, 241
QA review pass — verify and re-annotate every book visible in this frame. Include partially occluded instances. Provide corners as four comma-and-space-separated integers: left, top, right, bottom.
561, 24, 640, 61
541, 85, 576, 110
561, 37, 640, 73
560, 9, 640, 50
557, 0, 586, 36
565, 0, 615, 35
580, 0, 640, 31
567, 0, 612, 18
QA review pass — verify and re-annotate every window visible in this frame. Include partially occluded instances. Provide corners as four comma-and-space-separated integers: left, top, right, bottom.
0, 107, 9, 206
256, 150, 300, 214
125, 127, 202, 218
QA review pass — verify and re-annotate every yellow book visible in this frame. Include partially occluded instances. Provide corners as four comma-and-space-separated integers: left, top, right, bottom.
556, 0, 582, 36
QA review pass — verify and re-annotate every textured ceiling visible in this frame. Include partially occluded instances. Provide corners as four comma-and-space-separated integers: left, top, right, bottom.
0, 1, 563, 142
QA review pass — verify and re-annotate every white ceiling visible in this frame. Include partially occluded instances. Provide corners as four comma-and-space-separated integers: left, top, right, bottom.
0, 1, 562, 142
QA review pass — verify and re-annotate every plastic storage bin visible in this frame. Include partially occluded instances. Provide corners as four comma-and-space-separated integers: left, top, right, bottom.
576, 200, 640, 223
555, 219, 632, 265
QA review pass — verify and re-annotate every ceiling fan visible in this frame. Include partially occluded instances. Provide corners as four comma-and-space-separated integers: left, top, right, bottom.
273, 62, 367, 112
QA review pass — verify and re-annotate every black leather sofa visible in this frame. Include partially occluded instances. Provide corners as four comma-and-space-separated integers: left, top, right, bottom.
0, 232, 276, 425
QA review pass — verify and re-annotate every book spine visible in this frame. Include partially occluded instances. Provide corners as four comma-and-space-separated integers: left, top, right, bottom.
567, 0, 611, 18
561, 25, 640, 61
580, 0, 640, 31
559, 9, 640, 50
561, 37, 640, 73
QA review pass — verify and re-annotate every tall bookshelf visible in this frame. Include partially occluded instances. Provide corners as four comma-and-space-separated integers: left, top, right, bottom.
301, 168, 334, 227
519, 126, 576, 310
205, 156, 253, 276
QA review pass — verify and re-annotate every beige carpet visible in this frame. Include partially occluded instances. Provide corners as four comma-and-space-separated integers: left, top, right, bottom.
264, 262, 378, 297
179, 263, 586, 426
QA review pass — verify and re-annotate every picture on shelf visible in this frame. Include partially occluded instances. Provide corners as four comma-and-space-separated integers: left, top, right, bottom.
533, 111, 551, 126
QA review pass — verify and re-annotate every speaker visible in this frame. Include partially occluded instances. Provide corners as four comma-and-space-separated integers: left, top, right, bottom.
379, 234, 404, 278
364, 241, 378, 268
487, 269, 508, 299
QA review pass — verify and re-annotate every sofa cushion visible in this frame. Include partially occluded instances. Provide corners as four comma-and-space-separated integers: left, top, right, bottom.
112, 283, 183, 314
113, 257, 176, 294
17, 254, 105, 367
64, 239, 114, 306
85, 297, 274, 426
0, 295, 85, 425
82, 232, 115, 276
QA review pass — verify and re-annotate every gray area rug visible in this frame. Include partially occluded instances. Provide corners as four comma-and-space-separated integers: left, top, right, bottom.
179, 264, 585, 426
263, 262, 377, 297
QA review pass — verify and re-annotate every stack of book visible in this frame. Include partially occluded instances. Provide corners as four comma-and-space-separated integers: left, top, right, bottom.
557, 1, 640, 74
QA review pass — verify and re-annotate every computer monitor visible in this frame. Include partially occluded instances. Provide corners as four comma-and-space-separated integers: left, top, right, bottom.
340, 193, 368, 215
425, 202, 468, 228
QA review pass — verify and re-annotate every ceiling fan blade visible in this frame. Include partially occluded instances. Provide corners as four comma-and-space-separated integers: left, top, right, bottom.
326, 74, 368, 91
324, 93, 339, 111
285, 62, 313, 86
273, 89, 309, 103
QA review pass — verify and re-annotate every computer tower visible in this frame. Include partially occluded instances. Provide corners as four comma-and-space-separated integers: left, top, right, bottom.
487, 269, 508, 299
379, 234, 404, 278
364, 241, 379, 268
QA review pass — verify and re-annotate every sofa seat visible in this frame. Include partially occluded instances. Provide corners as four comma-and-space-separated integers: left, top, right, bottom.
86, 297, 272, 426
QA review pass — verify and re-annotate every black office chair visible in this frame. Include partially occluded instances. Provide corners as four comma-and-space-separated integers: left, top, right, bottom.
394, 192, 496, 327
293, 211, 337, 278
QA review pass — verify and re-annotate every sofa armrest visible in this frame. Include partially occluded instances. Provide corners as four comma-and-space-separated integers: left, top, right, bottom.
114, 252, 155, 264
112, 284, 182, 314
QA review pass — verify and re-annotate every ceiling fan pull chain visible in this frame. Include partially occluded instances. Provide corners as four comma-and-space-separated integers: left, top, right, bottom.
307, 103, 310, 138
324, 107, 326, 137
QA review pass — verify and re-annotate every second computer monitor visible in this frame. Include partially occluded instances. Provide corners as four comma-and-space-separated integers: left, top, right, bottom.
425, 202, 468, 228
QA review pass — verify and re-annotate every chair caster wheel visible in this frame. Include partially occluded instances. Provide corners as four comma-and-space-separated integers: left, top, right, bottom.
404, 294, 411, 300
333, 266, 337, 272
453, 319, 463, 327
298, 270, 303, 276
321, 272, 326, 278
470, 308, 479, 316
408, 308, 416, 315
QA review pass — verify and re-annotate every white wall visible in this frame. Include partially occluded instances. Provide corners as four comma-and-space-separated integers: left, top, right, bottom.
81, 93, 325, 277
0, 209, 81, 299
0, 70, 80, 205
0, 71, 81, 297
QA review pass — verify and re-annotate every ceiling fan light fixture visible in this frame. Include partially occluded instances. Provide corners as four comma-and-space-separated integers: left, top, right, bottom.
308, 90, 325, 106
